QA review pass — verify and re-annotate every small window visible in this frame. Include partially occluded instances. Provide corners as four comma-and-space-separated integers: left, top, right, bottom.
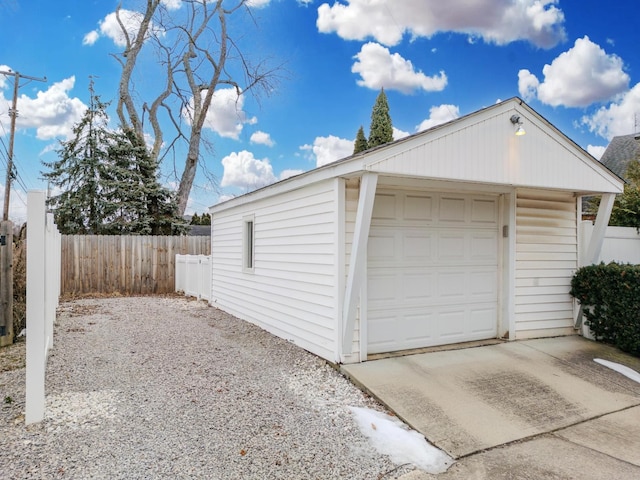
243, 216, 254, 272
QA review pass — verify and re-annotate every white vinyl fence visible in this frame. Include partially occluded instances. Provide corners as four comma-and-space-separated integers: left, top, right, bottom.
580, 221, 640, 265
175, 254, 211, 301
26, 190, 61, 424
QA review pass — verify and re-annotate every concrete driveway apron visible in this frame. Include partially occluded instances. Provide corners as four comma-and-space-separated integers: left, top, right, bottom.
341, 336, 640, 460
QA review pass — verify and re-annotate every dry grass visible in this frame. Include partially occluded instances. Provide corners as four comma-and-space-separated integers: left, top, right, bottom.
0, 338, 25, 372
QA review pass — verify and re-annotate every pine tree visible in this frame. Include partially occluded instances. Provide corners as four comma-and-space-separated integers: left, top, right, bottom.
43, 81, 186, 235
102, 128, 185, 235
353, 125, 368, 154
190, 213, 201, 225
368, 88, 393, 148
43, 84, 112, 234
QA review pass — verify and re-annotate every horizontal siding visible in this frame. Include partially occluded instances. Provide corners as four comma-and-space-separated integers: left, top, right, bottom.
211, 180, 338, 361
515, 190, 577, 335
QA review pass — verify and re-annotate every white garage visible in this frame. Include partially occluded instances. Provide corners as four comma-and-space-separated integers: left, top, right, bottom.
209, 98, 623, 364
367, 191, 499, 353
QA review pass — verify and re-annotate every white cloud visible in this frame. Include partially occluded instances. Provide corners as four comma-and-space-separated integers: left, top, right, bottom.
220, 150, 277, 190
587, 145, 606, 160
416, 104, 460, 132
82, 30, 99, 46
86, 9, 164, 47
352, 42, 447, 94
185, 87, 257, 139
301, 135, 354, 167
279, 169, 305, 180
0, 76, 87, 140
582, 83, 640, 140
393, 126, 410, 140
250, 130, 275, 146
161, 0, 182, 10
246, 0, 271, 7
297, 0, 314, 5
517, 69, 540, 102
518, 36, 629, 108
317, 0, 566, 48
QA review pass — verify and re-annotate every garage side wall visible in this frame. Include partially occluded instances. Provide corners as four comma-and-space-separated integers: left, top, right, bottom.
210, 180, 338, 361
515, 189, 577, 338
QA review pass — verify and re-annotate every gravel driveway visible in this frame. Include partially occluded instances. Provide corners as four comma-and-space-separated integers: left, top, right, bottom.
0, 296, 416, 479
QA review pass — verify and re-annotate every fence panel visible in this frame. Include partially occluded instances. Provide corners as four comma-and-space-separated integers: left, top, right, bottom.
61, 235, 210, 296
580, 221, 640, 265
175, 254, 211, 300
26, 191, 61, 424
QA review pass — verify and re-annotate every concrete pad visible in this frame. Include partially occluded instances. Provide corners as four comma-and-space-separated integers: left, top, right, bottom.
398, 436, 640, 480
342, 337, 640, 458
556, 406, 640, 467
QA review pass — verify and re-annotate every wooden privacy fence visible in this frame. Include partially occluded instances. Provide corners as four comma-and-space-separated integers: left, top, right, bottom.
61, 235, 210, 296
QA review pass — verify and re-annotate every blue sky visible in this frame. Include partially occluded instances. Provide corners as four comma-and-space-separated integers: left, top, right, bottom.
1, 0, 639, 223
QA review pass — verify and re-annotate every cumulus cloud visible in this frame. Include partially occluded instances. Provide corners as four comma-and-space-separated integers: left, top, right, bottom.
317, 0, 566, 48
301, 135, 354, 167
352, 42, 447, 94
587, 145, 606, 160
221, 150, 277, 190
0, 76, 87, 140
582, 83, 640, 140
393, 126, 410, 140
246, 0, 271, 7
84, 9, 164, 47
416, 104, 460, 132
250, 130, 275, 146
518, 36, 629, 108
279, 169, 305, 180
185, 87, 257, 139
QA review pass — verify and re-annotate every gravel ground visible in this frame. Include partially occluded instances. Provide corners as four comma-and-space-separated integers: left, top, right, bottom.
0, 296, 418, 479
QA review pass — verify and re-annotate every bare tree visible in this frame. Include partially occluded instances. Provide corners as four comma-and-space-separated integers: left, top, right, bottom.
112, 0, 278, 215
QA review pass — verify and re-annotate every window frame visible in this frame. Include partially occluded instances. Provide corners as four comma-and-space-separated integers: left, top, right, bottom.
243, 215, 255, 273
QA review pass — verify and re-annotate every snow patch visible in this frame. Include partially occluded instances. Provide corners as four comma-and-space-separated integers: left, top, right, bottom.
349, 406, 453, 474
594, 358, 640, 384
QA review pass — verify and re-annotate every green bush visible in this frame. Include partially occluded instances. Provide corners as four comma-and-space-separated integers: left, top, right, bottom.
570, 263, 640, 356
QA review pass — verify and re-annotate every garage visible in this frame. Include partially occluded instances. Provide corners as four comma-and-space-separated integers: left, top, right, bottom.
367, 190, 500, 354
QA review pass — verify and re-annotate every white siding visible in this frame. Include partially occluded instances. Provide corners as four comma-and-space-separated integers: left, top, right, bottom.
365, 106, 622, 194
343, 180, 361, 362
515, 190, 577, 337
211, 179, 338, 361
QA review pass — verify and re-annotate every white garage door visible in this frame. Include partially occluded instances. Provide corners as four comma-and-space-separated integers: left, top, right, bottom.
367, 191, 499, 354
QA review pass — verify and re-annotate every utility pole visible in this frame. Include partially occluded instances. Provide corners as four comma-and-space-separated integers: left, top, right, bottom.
0, 70, 47, 221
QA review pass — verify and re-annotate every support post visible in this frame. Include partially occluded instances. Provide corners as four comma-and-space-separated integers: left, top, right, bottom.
25, 191, 47, 424
341, 172, 378, 355
0, 220, 13, 346
584, 193, 615, 266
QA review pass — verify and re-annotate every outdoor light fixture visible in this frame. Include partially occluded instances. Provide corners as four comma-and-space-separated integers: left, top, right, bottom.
510, 115, 526, 136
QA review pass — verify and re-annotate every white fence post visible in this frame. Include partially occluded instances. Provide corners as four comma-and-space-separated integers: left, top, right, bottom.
25, 191, 61, 425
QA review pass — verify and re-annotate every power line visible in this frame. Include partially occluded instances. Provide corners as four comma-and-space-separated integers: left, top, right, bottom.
0, 69, 47, 221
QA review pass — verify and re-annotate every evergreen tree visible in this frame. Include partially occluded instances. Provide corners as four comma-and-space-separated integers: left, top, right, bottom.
353, 125, 368, 154
102, 128, 185, 235
43, 81, 186, 235
201, 212, 211, 225
43, 84, 112, 234
190, 213, 201, 225
368, 88, 393, 148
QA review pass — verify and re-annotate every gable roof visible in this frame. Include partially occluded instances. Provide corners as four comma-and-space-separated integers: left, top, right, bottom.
211, 97, 623, 213
600, 132, 640, 179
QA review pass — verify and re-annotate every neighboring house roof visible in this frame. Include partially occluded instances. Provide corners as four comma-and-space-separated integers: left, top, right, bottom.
188, 225, 211, 236
210, 97, 624, 214
600, 132, 640, 179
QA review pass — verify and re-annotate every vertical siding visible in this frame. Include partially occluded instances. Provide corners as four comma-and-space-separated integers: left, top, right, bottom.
211, 180, 338, 361
515, 190, 577, 336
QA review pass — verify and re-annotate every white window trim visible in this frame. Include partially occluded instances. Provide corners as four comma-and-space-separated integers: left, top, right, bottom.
243, 215, 255, 273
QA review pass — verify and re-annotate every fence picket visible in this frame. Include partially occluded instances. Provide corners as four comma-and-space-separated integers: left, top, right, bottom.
60, 235, 210, 296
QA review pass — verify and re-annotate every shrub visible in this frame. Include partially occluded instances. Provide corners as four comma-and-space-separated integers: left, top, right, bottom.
570, 263, 640, 356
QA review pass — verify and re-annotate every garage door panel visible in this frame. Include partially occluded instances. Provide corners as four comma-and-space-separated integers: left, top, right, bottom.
471, 198, 498, 223
368, 190, 499, 354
